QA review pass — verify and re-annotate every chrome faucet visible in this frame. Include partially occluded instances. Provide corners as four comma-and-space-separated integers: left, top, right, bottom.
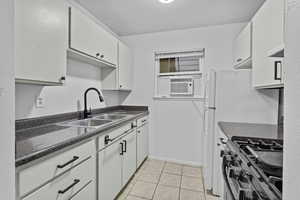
83, 87, 104, 119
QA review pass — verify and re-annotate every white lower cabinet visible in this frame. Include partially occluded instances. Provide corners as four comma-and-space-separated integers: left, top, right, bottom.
137, 122, 149, 168
98, 129, 137, 200
22, 157, 95, 200
98, 139, 123, 200
17, 116, 148, 200
122, 131, 137, 186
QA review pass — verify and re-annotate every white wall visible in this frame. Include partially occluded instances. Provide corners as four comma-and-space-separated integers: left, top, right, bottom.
16, 59, 124, 119
0, 0, 15, 199
283, 0, 300, 198
121, 23, 250, 165
122, 24, 279, 165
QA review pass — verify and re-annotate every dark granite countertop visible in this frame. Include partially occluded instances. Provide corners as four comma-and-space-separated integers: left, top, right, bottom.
16, 106, 149, 167
218, 121, 282, 140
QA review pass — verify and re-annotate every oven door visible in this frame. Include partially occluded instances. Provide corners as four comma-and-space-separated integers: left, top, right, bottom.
222, 156, 236, 200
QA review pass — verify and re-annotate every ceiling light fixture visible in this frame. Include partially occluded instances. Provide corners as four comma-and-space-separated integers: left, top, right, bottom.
158, 0, 175, 4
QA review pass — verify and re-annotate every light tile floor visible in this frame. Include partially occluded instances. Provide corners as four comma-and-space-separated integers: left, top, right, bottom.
116, 158, 220, 200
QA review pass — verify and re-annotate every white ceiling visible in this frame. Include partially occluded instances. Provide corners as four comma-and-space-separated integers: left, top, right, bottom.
75, 0, 265, 36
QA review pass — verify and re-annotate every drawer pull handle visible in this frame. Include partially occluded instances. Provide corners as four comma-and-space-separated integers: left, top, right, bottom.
274, 60, 282, 80
123, 140, 127, 153
120, 142, 124, 155
57, 156, 79, 169
58, 179, 80, 194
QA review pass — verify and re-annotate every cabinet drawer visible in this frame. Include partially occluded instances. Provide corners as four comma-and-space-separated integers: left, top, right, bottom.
22, 158, 95, 200
70, 181, 94, 200
19, 140, 94, 196
137, 116, 148, 127
98, 122, 132, 150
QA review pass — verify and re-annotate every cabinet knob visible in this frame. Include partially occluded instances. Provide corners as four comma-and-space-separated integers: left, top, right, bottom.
237, 58, 242, 62
60, 76, 66, 83
96, 53, 100, 57
100, 54, 104, 58
120, 85, 122, 88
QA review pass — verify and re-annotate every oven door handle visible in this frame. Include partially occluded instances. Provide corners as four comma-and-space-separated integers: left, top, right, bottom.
222, 156, 236, 200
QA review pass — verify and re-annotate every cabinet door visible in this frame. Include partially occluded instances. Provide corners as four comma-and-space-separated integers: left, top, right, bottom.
233, 23, 252, 68
70, 7, 100, 59
70, 7, 118, 65
15, 0, 68, 84
98, 29, 118, 66
122, 131, 137, 186
137, 123, 149, 167
98, 140, 122, 200
118, 41, 133, 90
252, 0, 285, 88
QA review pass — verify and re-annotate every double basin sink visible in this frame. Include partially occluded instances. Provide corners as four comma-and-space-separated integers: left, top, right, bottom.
58, 112, 132, 128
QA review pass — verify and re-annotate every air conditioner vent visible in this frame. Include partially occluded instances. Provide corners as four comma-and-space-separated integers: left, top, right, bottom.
170, 77, 194, 96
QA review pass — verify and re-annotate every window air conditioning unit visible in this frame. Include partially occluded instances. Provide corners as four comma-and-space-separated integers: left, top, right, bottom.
170, 77, 194, 96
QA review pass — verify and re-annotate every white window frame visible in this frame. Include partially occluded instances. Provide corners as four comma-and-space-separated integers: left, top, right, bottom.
154, 49, 205, 99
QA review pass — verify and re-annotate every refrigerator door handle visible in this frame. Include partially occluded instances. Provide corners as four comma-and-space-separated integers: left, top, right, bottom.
208, 106, 216, 110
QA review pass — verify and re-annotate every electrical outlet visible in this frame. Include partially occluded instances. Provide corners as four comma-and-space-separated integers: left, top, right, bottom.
36, 96, 45, 108
0, 88, 4, 96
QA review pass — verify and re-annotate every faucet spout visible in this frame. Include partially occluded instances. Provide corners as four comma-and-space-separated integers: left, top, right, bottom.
83, 87, 104, 119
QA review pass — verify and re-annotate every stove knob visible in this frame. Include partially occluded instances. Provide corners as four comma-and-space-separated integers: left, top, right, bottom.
252, 191, 259, 200
239, 190, 246, 200
238, 159, 243, 165
247, 172, 253, 181
220, 150, 225, 157
220, 150, 232, 157
238, 170, 248, 183
239, 190, 253, 200
229, 168, 241, 179
229, 169, 235, 178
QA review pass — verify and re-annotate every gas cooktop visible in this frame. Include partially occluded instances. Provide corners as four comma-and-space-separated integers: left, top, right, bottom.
231, 136, 283, 199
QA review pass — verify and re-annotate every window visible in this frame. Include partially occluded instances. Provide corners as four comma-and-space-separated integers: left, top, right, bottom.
156, 49, 204, 76
154, 49, 205, 99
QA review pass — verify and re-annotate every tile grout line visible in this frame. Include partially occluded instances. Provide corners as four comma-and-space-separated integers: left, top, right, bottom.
178, 165, 183, 200
150, 160, 166, 199
125, 159, 206, 200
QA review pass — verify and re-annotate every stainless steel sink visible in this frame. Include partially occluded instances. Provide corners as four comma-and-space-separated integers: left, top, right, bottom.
94, 114, 127, 120
59, 119, 112, 128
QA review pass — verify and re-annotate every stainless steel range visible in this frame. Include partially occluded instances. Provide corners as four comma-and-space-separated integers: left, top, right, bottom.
221, 136, 283, 200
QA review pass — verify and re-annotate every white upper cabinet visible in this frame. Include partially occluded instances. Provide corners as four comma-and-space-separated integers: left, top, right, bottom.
252, 0, 285, 88
118, 41, 133, 90
69, 7, 118, 67
15, 0, 68, 85
233, 23, 252, 69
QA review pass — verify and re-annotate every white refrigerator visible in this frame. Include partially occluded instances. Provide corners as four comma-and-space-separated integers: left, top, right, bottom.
202, 69, 278, 196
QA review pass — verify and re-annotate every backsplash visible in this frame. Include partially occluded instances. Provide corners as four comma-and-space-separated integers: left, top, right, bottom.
15, 59, 128, 120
